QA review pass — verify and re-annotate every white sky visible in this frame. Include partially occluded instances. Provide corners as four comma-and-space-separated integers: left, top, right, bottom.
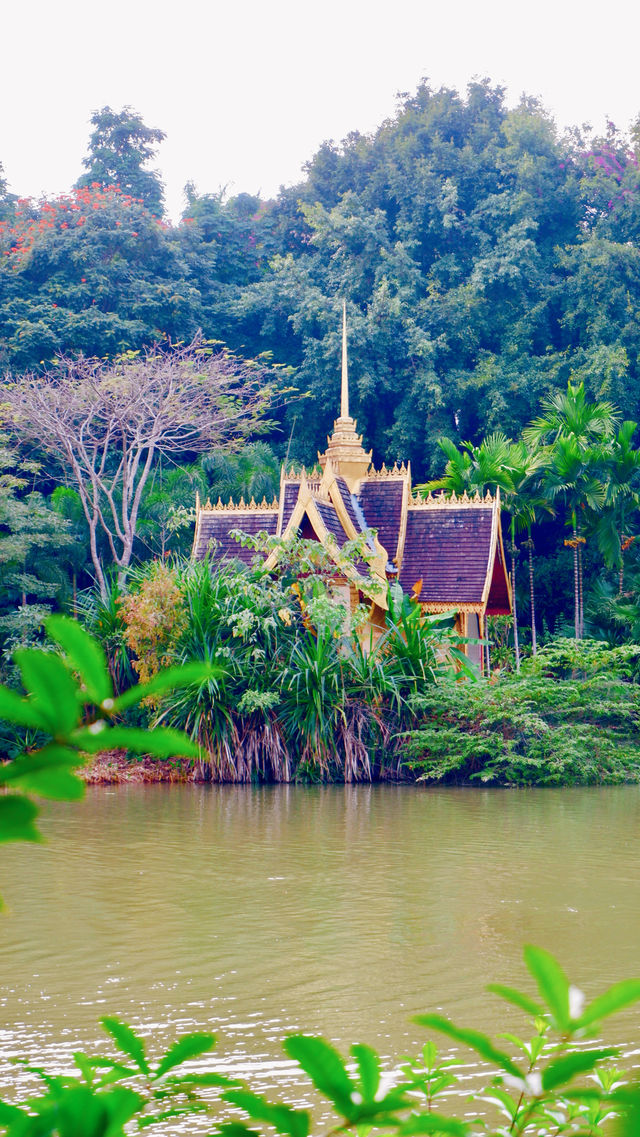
2, 0, 640, 222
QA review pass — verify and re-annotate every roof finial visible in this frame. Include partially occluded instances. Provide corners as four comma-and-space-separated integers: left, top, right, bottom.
341, 300, 349, 420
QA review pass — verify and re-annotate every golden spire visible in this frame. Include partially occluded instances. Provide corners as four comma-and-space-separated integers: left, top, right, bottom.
341, 300, 349, 420
318, 301, 372, 491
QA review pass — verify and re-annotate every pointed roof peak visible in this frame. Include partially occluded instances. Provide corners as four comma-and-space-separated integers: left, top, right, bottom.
341, 299, 349, 420
318, 301, 371, 490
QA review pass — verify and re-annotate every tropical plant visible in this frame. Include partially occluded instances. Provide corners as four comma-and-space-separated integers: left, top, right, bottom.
524, 380, 620, 639
590, 420, 640, 591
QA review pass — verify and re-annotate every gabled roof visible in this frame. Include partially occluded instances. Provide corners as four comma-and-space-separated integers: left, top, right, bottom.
192, 494, 278, 563
192, 306, 512, 620
397, 492, 511, 614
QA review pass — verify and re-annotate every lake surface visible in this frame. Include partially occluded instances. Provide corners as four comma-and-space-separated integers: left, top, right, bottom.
1, 784, 640, 1129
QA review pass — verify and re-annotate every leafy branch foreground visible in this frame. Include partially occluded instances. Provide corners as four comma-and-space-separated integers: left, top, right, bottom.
1, 621, 640, 1133
1, 946, 640, 1135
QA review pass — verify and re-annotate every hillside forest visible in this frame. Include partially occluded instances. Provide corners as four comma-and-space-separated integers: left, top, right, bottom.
3, 86, 640, 783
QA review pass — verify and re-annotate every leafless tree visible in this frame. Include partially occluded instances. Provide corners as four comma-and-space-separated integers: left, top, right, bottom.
1, 338, 275, 598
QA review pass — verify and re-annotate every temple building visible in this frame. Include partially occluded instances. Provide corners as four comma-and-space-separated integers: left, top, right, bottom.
193, 309, 511, 671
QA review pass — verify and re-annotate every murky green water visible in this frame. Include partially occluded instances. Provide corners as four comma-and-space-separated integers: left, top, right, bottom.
1, 784, 640, 1128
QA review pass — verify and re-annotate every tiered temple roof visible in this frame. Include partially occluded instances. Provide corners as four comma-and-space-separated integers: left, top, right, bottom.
192, 306, 511, 620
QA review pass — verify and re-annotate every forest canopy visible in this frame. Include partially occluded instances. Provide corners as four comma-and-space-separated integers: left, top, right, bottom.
1, 83, 640, 478
3, 82, 640, 643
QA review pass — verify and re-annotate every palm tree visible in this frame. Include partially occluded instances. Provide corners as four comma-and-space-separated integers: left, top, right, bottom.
524, 380, 619, 639
498, 440, 550, 658
201, 442, 281, 505
590, 421, 640, 594
420, 434, 545, 669
542, 437, 607, 638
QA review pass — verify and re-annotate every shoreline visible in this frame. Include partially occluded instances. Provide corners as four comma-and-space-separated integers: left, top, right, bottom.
80, 752, 196, 784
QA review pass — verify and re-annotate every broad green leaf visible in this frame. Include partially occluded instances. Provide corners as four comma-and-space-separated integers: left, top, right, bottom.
352, 1044, 380, 1101
101, 1086, 145, 1127
164, 1071, 239, 1088
487, 983, 544, 1019
225, 1090, 310, 1137
0, 1101, 27, 1123
154, 1032, 216, 1078
1, 747, 84, 800
14, 649, 80, 735
414, 1015, 521, 1078
81, 1055, 140, 1078
101, 1017, 150, 1075
542, 1047, 618, 1090
216, 1124, 261, 1137
523, 945, 570, 1030
284, 1035, 354, 1113
112, 664, 218, 712
0, 686, 49, 730
398, 1115, 469, 1135
71, 725, 200, 758
575, 979, 640, 1029
612, 1084, 640, 1137
0, 794, 41, 844
480, 1085, 518, 1120
46, 615, 113, 706
55, 1085, 110, 1137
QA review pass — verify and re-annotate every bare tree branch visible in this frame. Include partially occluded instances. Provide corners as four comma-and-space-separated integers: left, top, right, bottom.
1, 337, 276, 598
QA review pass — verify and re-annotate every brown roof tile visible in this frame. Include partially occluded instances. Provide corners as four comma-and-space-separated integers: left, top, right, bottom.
398, 508, 493, 603
357, 479, 404, 560
280, 481, 300, 535
334, 477, 362, 534
315, 500, 348, 547
195, 510, 278, 565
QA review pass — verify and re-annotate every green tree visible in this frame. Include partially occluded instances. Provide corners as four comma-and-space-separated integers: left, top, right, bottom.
75, 106, 166, 214
0, 438, 72, 665
525, 380, 619, 638
590, 420, 640, 592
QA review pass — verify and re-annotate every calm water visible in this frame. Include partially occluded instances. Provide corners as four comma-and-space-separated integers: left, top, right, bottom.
1, 784, 640, 1128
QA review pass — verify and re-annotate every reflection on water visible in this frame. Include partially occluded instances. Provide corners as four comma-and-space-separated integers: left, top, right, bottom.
1, 784, 640, 1128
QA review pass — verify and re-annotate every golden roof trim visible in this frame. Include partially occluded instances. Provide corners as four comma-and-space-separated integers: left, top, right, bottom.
410, 489, 495, 508
366, 462, 410, 481
200, 496, 279, 512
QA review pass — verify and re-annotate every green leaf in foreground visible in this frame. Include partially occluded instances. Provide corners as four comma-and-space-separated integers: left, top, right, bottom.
0, 746, 84, 800
0, 686, 50, 730
398, 1116, 469, 1135
486, 983, 544, 1019
71, 725, 200, 759
101, 1017, 150, 1076
154, 1032, 217, 1078
224, 1090, 310, 1137
523, 944, 570, 1029
46, 614, 113, 706
111, 663, 219, 712
542, 1047, 618, 1090
284, 1035, 354, 1113
0, 795, 41, 844
414, 1015, 521, 1078
13, 648, 80, 734
352, 1042, 380, 1100
575, 978, 640, 1029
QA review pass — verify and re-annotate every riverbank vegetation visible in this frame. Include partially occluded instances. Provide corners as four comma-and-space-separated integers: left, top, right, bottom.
43, 553, 640, 787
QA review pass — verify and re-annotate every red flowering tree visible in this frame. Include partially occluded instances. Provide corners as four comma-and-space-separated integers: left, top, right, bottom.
0, 185, 198, 369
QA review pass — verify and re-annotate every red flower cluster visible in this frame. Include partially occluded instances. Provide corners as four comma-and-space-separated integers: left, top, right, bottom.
0, 184, 155, 265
